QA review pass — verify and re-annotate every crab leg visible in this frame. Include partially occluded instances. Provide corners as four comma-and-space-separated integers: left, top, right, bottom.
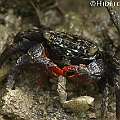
104, 0, 120, 33
0, 41, 38, 67
115, 77, 120, 120
103, 2, 120, 119
100, 82, 109, 119
14, 29, 45, 43
7, 54, 30, 88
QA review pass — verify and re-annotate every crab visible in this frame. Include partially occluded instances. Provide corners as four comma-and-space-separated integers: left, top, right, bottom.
0, 29, 106, 87
0, 3, 120, 120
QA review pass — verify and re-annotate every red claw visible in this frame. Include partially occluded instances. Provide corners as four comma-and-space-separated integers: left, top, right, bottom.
48, 66, 66, 77
62, 65, 78, 76
62, 65, 92, 85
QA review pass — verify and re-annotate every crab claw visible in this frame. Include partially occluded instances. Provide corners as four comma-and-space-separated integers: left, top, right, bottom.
47, 65, 66, 77
62, 65, 92, 85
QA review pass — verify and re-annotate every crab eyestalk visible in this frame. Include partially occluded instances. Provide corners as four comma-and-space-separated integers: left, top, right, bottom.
43, 30, 52, 42
88, 44, 98, 56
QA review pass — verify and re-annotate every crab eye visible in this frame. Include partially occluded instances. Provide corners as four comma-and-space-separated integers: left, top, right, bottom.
44, 30, 55, 43
88, 45, 98, 56
43, 30, 51, 40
